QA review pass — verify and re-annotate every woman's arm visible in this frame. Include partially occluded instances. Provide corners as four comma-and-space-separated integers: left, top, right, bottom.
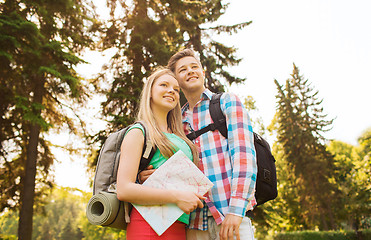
116, 128, 205, 214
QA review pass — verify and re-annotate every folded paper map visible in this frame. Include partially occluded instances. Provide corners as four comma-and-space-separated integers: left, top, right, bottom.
133, 150, 213, 236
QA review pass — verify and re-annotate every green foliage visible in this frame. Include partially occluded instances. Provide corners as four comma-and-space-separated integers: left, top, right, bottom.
261, 63, 371, 238
242, 95, 266, 136
89, 0, 250, 171
255, 127, 371, 239
0, 210, 18, 237
0, 187, 127, 239
253, 142, 305, 239
0, 0, 95, 210
274, 229, 371, 240
14, 96, 52, 131
0, 235, 17, 240
0, 0, 98, 238
327, 129, 371, 230
32, 188, 84, 240
270, 64, 339, 231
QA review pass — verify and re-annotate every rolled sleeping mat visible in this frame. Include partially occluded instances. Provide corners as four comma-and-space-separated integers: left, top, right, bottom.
86, 192, 130, 230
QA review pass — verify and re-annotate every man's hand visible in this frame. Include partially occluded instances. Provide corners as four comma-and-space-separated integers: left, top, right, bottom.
138, 165, 156, 183
219, 214, 243, 240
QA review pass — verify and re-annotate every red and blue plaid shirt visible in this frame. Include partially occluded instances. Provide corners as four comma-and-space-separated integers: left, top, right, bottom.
182, 89, 257, 230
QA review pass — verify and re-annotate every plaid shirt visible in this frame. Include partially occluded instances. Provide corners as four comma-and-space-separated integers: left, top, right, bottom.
182, 89, 257, 231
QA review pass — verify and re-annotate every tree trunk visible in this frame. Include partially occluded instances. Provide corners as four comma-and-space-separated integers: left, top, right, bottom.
18, 80, 43, 240
18, 123, 41, 240
325, 201, 336, 230
354, 217, 363, 240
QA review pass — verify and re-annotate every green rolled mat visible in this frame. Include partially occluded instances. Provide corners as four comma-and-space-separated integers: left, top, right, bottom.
86, 192, 131, 230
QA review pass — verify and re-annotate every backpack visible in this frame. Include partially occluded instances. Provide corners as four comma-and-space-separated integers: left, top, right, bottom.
86, 122, 156, 230
186, 93, 278, 206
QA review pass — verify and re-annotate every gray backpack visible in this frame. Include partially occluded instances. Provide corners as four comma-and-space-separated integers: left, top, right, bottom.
86, 122, 155, 229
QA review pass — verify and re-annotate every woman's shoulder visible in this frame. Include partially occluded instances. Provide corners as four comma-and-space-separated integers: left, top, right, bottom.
125, 122, 146, 137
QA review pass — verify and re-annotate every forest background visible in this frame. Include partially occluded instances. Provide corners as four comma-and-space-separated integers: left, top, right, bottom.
0, 0, 370, 239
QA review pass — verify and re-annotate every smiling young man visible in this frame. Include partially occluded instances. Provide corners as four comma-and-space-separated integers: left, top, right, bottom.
166, 49, 257, 240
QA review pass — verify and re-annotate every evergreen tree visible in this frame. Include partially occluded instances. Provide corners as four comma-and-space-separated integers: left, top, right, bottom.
0, 0, 97, 239
89, 0, 251, 169
272, 63, 338, 230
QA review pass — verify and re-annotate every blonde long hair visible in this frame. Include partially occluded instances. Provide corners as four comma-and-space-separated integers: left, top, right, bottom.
137, 67, 199, 164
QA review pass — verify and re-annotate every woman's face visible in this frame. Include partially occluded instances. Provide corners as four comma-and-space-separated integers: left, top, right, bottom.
150, 74, 180, 112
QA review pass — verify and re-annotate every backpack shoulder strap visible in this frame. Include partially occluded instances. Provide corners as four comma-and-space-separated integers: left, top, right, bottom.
135, 121, 156, 171
209, 92, 228, 139
186, 92, 228, 141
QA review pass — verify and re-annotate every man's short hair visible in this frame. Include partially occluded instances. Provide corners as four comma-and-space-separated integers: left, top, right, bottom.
167, 49, 202, 73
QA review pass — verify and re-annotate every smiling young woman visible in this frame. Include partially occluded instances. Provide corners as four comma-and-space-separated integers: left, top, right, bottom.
116, 67, 203, 240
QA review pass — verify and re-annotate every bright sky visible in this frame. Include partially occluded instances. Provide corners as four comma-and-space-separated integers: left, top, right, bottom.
54, 0, 371, 191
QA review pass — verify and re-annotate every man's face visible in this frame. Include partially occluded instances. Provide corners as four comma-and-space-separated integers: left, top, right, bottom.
174, 56, 205, 92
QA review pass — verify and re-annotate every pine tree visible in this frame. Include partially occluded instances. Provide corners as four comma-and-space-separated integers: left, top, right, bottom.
89, 0, 251, 168
0, 0, 97, 239
168, 0, 250, 92
273, 64, 338, 230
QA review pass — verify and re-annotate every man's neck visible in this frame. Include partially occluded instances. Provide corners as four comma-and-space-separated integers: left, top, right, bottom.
183, 87, 206, 109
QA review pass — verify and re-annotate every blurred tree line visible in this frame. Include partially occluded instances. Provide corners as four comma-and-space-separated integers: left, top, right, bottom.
0, 187, 126, 239
0, 0, 370, 239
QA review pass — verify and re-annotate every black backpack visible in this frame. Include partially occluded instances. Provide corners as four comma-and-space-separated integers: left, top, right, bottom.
186, 93, 278, 206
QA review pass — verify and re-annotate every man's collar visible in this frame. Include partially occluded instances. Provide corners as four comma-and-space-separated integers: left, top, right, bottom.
181, 88, 212, 113
202, 89, 213, 100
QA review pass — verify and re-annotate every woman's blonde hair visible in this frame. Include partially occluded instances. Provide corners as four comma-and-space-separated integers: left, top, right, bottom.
137, 67, 199, 164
